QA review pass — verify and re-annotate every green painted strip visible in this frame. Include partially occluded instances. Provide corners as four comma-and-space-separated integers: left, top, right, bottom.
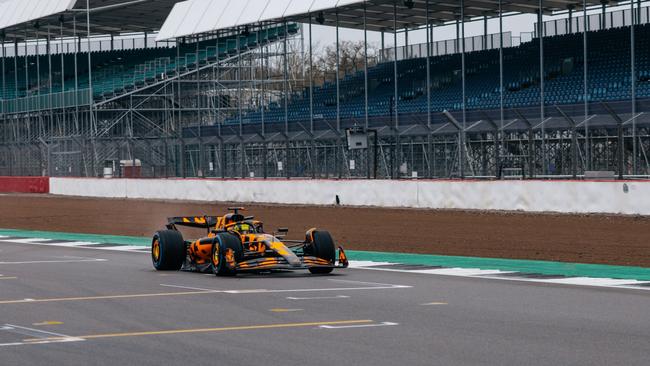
346, 250, 650, 281
2, 228, 650, 281
0, 228, 150, 246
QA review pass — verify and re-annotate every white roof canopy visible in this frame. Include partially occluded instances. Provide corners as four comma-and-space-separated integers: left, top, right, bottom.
157, 0, 366, 41
0, 0, 181, 40
0, 0, 76, 32
157, 0, 618, 41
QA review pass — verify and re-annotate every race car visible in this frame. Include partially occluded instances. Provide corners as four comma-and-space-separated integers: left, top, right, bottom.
151, 207, 348, 276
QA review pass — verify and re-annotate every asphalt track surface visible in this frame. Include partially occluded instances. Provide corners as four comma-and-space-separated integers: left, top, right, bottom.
1, 240, 650, 366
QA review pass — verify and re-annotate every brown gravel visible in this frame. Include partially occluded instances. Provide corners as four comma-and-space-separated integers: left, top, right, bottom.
1, 194, 650, 267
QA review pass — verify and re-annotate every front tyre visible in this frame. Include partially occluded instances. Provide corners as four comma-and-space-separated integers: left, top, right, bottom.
306, 230, 336, 274
211, 233, 244, 276
152, 230, 186, 271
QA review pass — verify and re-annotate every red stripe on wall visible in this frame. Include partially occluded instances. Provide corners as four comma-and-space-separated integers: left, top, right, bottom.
0, 177, 49, 193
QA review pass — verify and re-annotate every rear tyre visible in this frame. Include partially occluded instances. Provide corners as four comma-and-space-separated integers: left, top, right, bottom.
211, 233, 244, 276
152, 230, 186, 271
307, 230, 336, 274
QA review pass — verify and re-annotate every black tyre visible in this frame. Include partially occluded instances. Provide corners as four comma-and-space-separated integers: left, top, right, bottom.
211, 233, 244, 276
152, 230, 186, 271
307, 230, 336, 274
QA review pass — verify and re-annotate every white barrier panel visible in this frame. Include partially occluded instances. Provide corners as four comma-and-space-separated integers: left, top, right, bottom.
50, 178, 650, 215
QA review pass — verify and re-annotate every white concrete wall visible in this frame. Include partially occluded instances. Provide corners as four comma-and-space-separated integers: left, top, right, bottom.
50, 178, 650, 215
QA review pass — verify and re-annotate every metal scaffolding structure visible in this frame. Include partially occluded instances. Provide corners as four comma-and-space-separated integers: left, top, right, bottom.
0, 0, 649, 180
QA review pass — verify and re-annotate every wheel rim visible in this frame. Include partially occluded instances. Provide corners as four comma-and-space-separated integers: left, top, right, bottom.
212, 244, 220, 268
152, 239, 161, 263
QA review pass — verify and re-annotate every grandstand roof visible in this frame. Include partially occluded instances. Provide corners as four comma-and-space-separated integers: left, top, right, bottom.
157, 0, 618, 41
0, 0, 179, 40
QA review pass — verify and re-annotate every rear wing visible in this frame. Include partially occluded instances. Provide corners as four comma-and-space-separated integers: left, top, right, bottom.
166, 216, 218, 229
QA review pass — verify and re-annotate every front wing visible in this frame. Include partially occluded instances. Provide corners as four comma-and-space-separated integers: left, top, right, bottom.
236, 247, 349, 272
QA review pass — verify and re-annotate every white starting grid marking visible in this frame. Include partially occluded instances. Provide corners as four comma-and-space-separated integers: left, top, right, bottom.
0, 324, 83, 348
319, 322, 399, 329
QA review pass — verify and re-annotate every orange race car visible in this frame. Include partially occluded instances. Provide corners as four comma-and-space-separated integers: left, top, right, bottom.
151, 208, 348, 276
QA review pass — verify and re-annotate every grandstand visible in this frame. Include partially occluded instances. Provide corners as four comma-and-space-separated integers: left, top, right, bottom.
0, 0, 648, 180
231, 24, 650, 123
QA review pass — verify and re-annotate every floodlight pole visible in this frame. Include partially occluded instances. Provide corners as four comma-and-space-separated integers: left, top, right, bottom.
381, 31, 385, 62
237, 30, 244, 178
258, 26, 268, 179
583, 0, 589, 171
335, 12, 341, 133
393, 1, 399, 179
47, 25, 53, 146
538, 1, 545, 176
13, 39, 18, 120
36, 24, 42, 148
283, 21, 290, 179
24, 25, 30, 175
460, 0, 466, 179
308, 16, 315, 179
499, 0, 505, 179
60, 16, 66, 131
363, 3, 371, 179
176, 37, 185, 178
196, 35, 204, 178
630, 0, 637, 175
1, 32, 4, 145
73, 16, 79, 136
483, 15, 488, 50
24, 26, 28, 106
86, 0, 97, 176
426, 0, 432, 178
335, 11, 342, 178
259, 27, 265, 136
23, 26, 28, 176
36, 25, 41, 99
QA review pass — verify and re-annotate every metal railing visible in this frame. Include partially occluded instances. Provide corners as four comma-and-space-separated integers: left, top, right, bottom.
381, 32, 513, 62
534, 6, 650, 37
0, 32, 173, 58
1, 89, 91, 114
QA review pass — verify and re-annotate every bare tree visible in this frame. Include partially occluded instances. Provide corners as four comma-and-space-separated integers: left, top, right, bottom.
310, 40, 379, 86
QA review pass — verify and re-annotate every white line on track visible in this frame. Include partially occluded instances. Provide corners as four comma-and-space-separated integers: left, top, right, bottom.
0, 238, 149, 252
328, 279, 412, 287
159, 284, 222, 292
0, 258, 107, 265
350, 263, 515, 277
223, 286, 411, 294
0, 324, 84, 347
286, 295, 350, 300
319, 322, 398, 329
5, 324, 73, 338
1, 239, 99, 247
159, 282, 412, 294
96, 246, 150, 252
